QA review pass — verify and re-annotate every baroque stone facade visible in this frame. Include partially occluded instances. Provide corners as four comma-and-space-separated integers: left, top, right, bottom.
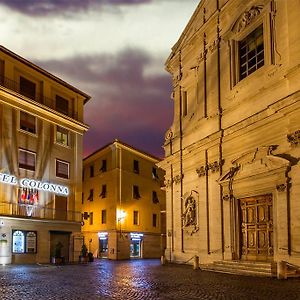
158, 0, 300, 270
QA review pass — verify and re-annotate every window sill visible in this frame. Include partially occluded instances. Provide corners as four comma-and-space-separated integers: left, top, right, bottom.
18, 129, 38, 138
54, 141, 71, 149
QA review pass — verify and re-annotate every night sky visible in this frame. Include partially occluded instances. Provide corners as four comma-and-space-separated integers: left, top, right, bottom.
0, 0, 198, 158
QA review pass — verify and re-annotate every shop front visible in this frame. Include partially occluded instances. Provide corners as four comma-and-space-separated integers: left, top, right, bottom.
130, 233, 143, 258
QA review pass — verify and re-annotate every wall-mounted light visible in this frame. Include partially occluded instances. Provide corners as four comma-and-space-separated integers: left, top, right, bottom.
117, 209, 126, 223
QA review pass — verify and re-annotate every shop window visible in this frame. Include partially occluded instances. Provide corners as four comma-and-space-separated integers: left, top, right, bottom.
20, 76, 36, 100
100, 185, 107, 198
133, 185, 141, 199
133, 160, 139, 174
152, 214, 157, 227
152, 191, 159, 204
239, 25, 264, 81
87, 189, 94, 201
20, 111, 36, 134
12, 230, 37, 254
56, 95, 69, 115
100, 160, 107, 172
101, 210, 107, 224
19, 149, 36, 171
56, 159, 69, 179
90, 165, 94, 178
133, 210, 139, 225
56, 126, 69, 146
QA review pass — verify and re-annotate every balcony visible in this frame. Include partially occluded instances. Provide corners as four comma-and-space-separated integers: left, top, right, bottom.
0, 75, 77, 120
0, 202, 81, 223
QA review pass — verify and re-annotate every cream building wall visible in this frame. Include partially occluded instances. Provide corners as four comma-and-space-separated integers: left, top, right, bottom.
158, 0, 300, 270
82, 140, 166, 260
0, 46, 89, 264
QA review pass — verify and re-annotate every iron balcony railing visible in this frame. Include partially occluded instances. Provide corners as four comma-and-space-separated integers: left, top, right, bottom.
0, 202, 81, 222
0, 75, 77, 119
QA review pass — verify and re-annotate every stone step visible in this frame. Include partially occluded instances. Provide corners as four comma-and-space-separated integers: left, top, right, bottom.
200, 260, 275, 277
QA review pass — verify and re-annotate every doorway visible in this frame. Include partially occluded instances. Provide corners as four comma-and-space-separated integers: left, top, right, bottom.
239, 194, 273, 261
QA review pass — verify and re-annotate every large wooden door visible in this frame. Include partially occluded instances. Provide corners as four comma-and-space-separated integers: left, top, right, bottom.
240, 194, 273, 261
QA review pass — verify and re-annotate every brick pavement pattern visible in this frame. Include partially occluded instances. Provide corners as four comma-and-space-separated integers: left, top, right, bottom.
0, 259, 299, 300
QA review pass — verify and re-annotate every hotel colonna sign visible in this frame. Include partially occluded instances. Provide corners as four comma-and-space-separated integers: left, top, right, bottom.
0, 172, 69, 196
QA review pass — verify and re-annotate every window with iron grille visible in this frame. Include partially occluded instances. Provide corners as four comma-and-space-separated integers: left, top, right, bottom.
133, 160, 139, 174
19, 149, 36, 171
100, 159, 107, 172
56, 95, 69, 115
56, 159, 69, 179
20, 111, 36, 134
56, 126, 69, 146
101, 210, 107, 224
133, 185, 141, 199
133, 210, 139, 225
100, 184, 107, 198
87, 189, 94, 201
239, 25, 264, 81
20, 76, 36, 100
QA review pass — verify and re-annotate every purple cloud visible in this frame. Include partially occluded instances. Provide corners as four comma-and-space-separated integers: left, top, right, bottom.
0, 0, 152, 16
36, 49, 173, 158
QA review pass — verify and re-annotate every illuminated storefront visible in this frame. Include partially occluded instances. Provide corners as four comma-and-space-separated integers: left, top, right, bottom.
130, 233, 143, 258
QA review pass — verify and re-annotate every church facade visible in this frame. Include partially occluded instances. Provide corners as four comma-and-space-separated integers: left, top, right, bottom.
158, 0, 300, 277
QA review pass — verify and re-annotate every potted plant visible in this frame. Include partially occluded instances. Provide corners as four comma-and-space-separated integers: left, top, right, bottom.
79, 244, 88, 263
51, 242, 64, 264
88, 252, 94, 262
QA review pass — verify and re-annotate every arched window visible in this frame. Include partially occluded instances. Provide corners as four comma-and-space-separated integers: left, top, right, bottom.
12, 231, 25, 253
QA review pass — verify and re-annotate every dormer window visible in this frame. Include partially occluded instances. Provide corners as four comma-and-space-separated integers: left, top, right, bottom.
20, 76, 36, 100
56, 95, 69, 115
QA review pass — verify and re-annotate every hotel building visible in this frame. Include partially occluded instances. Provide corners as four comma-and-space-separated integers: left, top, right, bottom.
158, 0, 300, 277
0, 46, 90, 264
82, 140, 166, 260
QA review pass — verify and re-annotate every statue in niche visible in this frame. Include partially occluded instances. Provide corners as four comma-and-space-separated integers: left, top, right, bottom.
182, 195, 197, 228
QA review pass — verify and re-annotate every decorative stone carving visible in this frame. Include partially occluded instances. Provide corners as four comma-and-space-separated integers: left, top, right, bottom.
287, 130, 300, 146
164, 179, 173, 188
276, 184, 287, 192
196, 166, 207, 177
182, 191, 199, 235
165, 129, 173, 141
234, 6, 264, 33
208, 39, 218, 53
208, 160, 223, 173
173, 174, 184, 184
222, 194, 233, 201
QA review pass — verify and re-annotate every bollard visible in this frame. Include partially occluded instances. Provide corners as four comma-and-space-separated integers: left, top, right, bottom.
193, 256, 199, 270
161, 255, 166, 265
277, 261, 287, 280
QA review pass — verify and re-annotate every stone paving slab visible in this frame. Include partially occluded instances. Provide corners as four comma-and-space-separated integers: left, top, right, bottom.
0, 259, 299, 299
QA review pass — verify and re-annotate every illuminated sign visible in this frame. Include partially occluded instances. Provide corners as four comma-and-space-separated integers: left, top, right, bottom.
130, 233, 143, 241
98, 232, 108, 240
0, 172, 69, 196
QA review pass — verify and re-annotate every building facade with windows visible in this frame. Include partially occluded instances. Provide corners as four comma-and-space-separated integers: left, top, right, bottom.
158, 0, 300, 276
82, 140, 166, 260
0, 46, 90, 264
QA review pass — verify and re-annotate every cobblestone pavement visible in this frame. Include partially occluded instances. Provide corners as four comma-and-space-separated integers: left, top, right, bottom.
0, 259, 300, 300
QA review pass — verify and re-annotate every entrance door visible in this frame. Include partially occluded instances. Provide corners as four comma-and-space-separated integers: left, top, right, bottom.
99, 238, 108, 258
240, 194, 273, 261
50, 231, 70, 262
130, 240, 141, 258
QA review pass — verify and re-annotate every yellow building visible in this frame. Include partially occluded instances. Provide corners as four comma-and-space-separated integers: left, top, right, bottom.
82, 140, 166, 260
0, 46, 90, 264
158, 0, 300, 277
